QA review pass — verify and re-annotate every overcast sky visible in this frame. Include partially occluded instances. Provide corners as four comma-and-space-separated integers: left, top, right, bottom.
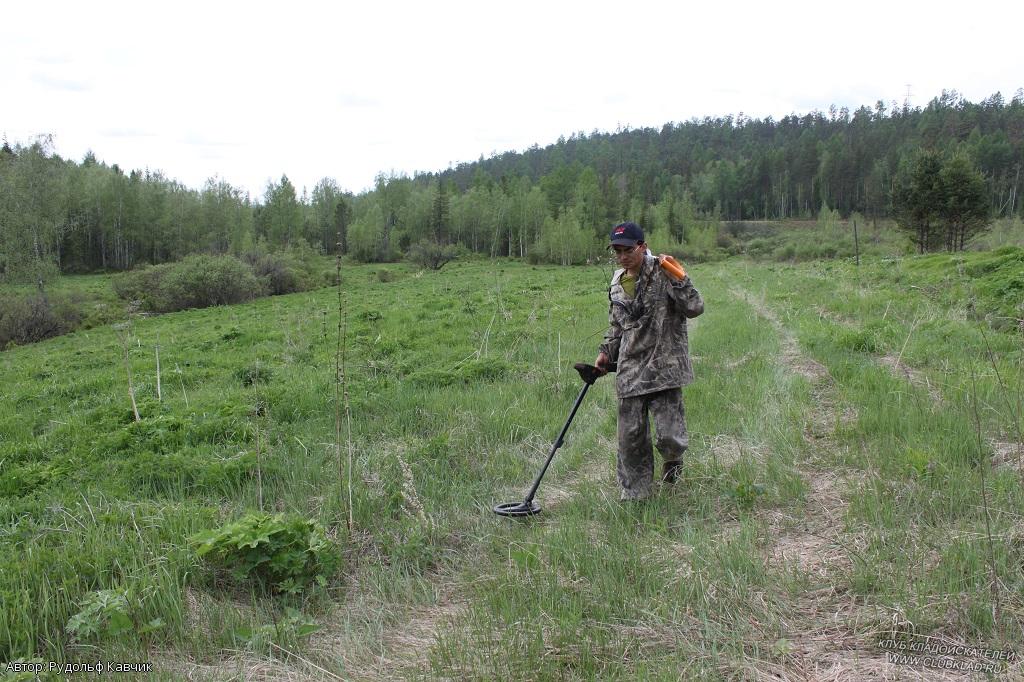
3, 0, 1021, 201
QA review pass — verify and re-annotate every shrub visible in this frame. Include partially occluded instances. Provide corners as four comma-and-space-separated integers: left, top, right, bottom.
162, 255, 264, 309
407, 239, 458, 270
250, 252, 304, 295
772, 244, 796, 261
744, 237, 776, 259
241, 241, 321, 295
112, 263, 174, 308
191, 512, 341, 594
715, 229, 736, 250
0, 292, 82, 348
114, 255, 263, 313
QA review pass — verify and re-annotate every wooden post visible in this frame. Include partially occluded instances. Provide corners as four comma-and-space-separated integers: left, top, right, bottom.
853, 218, 860, 267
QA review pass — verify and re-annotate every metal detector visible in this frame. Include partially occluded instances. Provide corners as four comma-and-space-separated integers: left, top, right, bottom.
493, 362, 612, 518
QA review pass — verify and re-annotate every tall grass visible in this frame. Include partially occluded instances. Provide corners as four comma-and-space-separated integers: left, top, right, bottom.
1, 252, 1021, 677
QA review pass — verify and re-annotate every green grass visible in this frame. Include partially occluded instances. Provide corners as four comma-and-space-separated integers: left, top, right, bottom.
4, 272, 124, 332
0, 252, 1022, 678
718, 256, 1024, 643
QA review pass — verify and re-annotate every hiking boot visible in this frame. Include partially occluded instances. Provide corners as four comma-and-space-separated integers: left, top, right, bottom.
662, 460, 682, 484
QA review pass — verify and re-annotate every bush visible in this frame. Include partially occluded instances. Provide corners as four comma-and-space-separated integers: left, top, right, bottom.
772, 244, 796, 261
0, 292, 82, 348
249, 252, 305, 295
744, 237, 776, 259
407, 239, 458, 270
112, 262, 174, 307
114, 255, 263, 313
191, 512, 341, 594
164, 255, 264, 309
241, 241, 322, 295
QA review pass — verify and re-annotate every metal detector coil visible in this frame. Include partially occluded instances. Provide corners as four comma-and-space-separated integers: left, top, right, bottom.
493, 362, 612, 518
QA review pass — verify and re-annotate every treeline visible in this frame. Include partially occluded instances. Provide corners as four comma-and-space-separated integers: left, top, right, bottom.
344, 90, 1023, 264
437, 89, 1023, 222
0, 136, 351, 283
2, 90, 1022, 283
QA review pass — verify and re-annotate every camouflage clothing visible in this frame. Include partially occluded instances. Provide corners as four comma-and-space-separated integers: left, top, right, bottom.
599, 254, 704, 499
617, 388, 688, 499
599, 254, 704, 399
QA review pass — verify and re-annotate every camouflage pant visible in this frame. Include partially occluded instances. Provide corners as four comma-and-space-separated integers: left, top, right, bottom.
617, 387, 688, 500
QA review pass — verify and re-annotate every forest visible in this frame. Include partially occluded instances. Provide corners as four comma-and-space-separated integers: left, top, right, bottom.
1, 89, 1022, 283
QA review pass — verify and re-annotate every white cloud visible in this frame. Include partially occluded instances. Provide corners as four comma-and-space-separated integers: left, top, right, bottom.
30, 72, 92, 92
1, 0, 1021, 200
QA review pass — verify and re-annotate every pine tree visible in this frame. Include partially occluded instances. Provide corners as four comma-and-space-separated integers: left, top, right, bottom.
430, 181, 450, 243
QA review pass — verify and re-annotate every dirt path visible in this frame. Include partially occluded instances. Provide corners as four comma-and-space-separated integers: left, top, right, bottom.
728, 286, 982, 681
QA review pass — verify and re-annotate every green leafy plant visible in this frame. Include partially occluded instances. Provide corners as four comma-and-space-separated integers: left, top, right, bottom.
230, 607, 321, 653
65, 588, 164, 642
192, 513, 340, 593
66, 589, 131, 640
406, 239, 458, 270
729, 480, 767, 510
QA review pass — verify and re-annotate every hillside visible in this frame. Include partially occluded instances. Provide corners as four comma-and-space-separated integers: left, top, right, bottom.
435, 90, 1024, 219
1, 254, 1022, 678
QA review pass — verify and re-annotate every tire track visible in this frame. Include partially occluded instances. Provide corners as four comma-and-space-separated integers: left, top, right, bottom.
727, 286, 964, 680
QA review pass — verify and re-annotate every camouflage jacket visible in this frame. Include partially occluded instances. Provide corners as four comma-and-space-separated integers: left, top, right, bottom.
598, 254, 704, 398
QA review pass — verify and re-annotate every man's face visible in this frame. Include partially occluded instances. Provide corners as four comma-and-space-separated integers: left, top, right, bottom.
612, 242, 645, 272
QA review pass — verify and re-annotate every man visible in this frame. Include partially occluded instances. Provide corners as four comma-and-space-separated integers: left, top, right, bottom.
594, 221, 704, 501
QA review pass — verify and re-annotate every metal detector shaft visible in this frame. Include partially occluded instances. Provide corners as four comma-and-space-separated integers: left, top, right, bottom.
521, 381, 591, 506
494, 362, 609, 518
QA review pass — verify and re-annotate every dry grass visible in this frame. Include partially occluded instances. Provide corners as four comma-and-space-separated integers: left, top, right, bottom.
878, 354, 944, 405
704, 433, 771, 468
990, 438, 1024, 472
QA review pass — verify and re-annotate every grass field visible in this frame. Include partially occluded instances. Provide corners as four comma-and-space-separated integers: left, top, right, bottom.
1, 250, 1022, 680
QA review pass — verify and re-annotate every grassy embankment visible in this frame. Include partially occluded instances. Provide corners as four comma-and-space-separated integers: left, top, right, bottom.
1, 248, 1022, 679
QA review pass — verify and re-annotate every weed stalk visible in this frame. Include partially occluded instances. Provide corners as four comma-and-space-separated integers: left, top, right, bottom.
969, 364, 1001, 634
334, 237, 354, 530
155, 334, 162, 403
253, 371, 265, 512
175, 362, 189, 408
893, 317, 919, 372
116, 323, 140, 422
979, 324, 1024, 471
